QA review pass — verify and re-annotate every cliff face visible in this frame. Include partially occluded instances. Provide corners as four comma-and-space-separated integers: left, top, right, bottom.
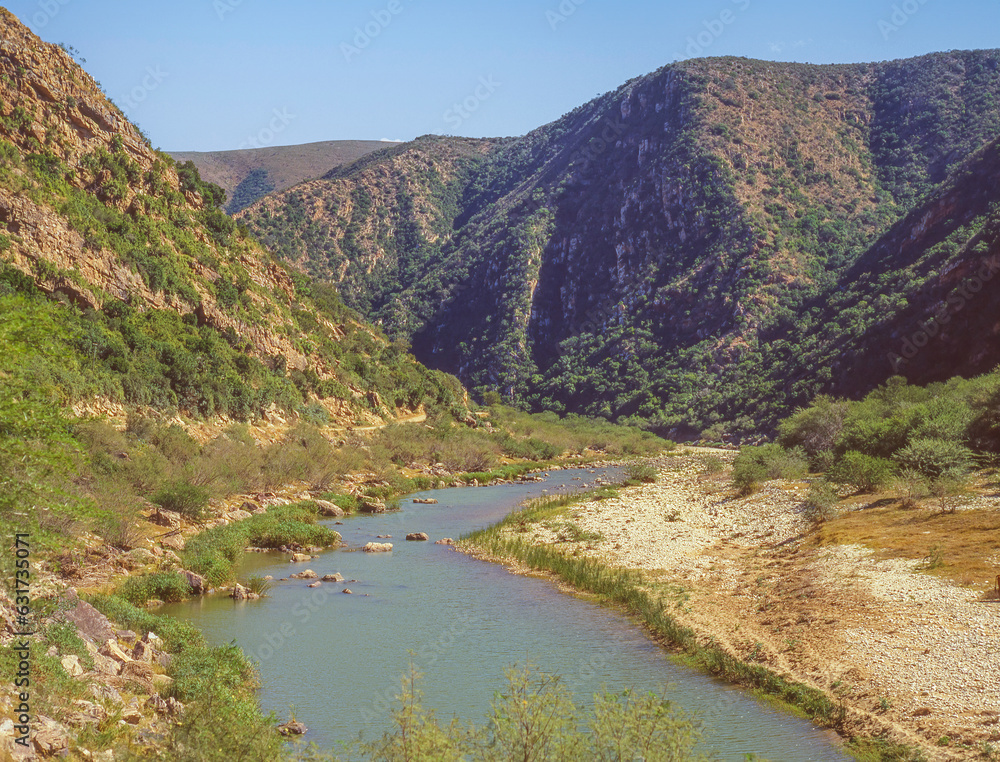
240, 51, 1000, 435
0, 9, 465, 425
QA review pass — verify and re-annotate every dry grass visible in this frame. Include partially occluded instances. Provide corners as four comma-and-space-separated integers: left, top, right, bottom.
813, 503, 1000, 589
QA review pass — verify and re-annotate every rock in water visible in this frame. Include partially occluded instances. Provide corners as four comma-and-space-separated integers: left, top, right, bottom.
406, 532, 430, 541
363, 542, 393, 553
277, 719, 308, 736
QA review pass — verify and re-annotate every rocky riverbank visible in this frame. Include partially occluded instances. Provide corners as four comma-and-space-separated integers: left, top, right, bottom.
466, 450, 1000, 761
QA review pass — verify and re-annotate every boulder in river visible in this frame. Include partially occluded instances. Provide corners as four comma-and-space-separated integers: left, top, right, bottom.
406, 533, 430, 542
360, 497, 387, 514
363, 542, 393, 553
290, 553, 312, 563
435, 538, 455, 546
412, 498, 438, 504
277, 719, 308, 736
315, 499, 346, 517
291, 570, 318, 580
322, 573, 345, 582
181, 570, 207, 595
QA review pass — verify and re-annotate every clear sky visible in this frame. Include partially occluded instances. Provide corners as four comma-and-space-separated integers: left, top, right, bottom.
4, 1, 1000, 152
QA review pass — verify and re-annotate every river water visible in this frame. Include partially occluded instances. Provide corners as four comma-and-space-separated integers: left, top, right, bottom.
161, 468, 848, 760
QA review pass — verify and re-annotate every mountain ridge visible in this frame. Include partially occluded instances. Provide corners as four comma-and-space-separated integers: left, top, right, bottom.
237, 49, 1000, 437
169, 139, 392, 214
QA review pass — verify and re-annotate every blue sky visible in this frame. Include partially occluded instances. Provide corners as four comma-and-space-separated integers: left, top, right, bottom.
5, 1, 1000, 152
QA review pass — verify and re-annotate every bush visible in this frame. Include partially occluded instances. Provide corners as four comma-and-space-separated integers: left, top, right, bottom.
243, 575, 272, 597
732, 444, 808, 494
829, 451, 896, 493
777, 395, 849, 465
625, 461, 657, 484
152, 480, 211, 520
893, 468, 930, 509
700, 455, 725, 475
894, 437, 974, 479
803, 480, 839, 522
117, 571, 191, 606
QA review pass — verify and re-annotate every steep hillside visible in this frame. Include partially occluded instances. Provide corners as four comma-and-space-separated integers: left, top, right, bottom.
169, 139, 391, 214
241, 135, 496, 322
0, 8, 465, 427
239, 51, 1000, 436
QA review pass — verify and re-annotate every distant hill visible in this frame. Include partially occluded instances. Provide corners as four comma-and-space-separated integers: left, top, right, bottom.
238, 51, 1000, 437
0, 9, 463, 426
169, 140, 393, 213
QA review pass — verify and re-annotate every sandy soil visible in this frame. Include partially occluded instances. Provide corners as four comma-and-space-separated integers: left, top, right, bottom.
514, 451, 1000, 761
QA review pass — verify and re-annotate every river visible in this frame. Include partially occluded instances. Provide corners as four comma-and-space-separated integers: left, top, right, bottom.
161, 468, 849, 760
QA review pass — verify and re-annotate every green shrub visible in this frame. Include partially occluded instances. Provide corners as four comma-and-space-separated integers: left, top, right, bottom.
893, 468, 930, 508
777, 395, 849, 465
625, 461, 658, 484
116, 571, 191, 606
894, 437, 973, 479
803, 480, 839, 522
732, 444, 808, 494
243, 575, 272, 597
829, 450, 896, 492
700, 455, 725, 475
152, 480, 211, 520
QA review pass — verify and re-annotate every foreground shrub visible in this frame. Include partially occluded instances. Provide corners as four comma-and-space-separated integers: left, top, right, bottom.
732, 444, 808, 494
894, 437, 974, 479
829, 451, 896, 493
803, 480, 839, 522
777, 395, 849, 465
117, 571, 191, 606
363, 664, 707, 762
152, 480, 210, 520
625, 461, 658, 484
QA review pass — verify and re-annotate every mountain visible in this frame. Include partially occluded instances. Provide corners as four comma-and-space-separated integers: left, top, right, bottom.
169, 139, 392, 214
0, 8, 464, 427
237, 51, 1000, 437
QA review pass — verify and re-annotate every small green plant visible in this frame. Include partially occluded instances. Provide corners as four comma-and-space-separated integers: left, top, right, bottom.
555, 522, 604, 543
804, 480, 839, 522
920, 545, 944, 571
152, 480, 211, 520
625, 461, 657, 484
243, 575, 273, 597
938, 736, 951, 746
701, 455, 725, 475
732, 444, 808, 494
878, 695, 892, 713
929, 474, 971, 514
893, 468, 930, 509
